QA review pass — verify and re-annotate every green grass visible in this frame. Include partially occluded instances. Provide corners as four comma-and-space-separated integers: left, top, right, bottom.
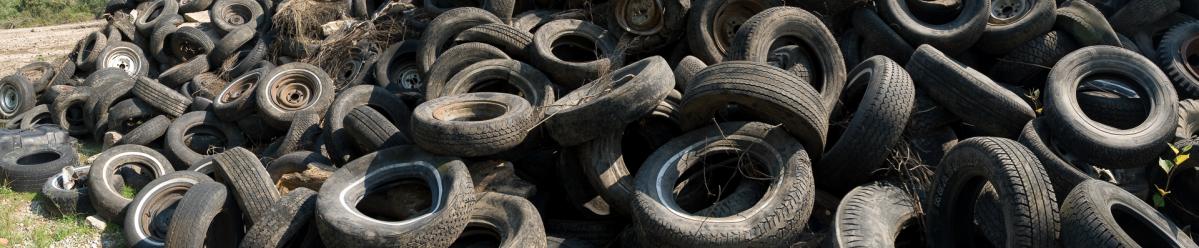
0, 186, 102, 247
0, 0, 107, 29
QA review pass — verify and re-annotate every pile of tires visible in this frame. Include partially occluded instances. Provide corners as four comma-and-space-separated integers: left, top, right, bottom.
1, 0, 1199, 246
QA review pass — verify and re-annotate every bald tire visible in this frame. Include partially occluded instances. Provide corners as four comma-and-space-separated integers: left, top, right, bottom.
240, 188, 318, 248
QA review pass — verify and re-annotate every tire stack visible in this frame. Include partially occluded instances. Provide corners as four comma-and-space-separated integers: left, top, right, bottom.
0, 0, 1196, 246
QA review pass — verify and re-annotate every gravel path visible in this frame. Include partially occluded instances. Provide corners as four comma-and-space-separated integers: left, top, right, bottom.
0, 20, 104, 76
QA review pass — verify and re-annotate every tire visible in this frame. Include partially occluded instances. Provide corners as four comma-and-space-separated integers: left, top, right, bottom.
213, 147, 280, 224
0, 75, 37, 119
850, 8, 916, 64
686, 0, 781, 64
374, 40, 424, 97
512, 10, 553, 33
1179, 99, 1199, 140
40, 85, 75, 106
256, 63, 336, 129
1044, 46, 1177, 168
416, 7, 502, 73
412, 92, 533, 157
87, 144, 175, 221
826, 181, 920, 248
925, 137, 1058, 247
876, 0, 990, 55
454, 23, 534, 60
41, 166, 94, 217
481, 0, 515, 23
265, 151, 332, 182
74, 31, 108, 72
906, 45, 1034, 138
344, 106, 407, 152
450, 192, 546, 248
219, 37, 268, 78
1017, 118, 1095, 202
118, 115, 170, 146
51, 59, 76, 87
975, 0, 1055, 54
166, 26, 214, 62
268, 108, 322, 158
609, 0, 690, 54
729, 6, 846, 114
436, 59, 558, 117
179, 0, 214, 13
1061, 180, 1199, 247
423, 42, 510, 101
240, 187, 318, 248
330, 43, 382, 91
545, 56, 674, 146
817, 56, 916, 193
18, 62, 55, 93
673, 55, 706, 93
1157, 20, 1199, 99
323, 85, 410, 164
166, 111, 246, 168
1076, 89, 1149, 129
315, 146, 476, 247
530, 19, 621, 89
164, 182, 239, 248
989, 31, 1079, 86
51, 86, 92, 136
148, 20, 182, 66
0, 143, 78, 192
134, 0, 180, 35
158, 54, 210, 88
123, 171, 213, 248
679, 61, 828, 160
213, 66, 267, 121
630, 122, 814, 247
210, 0, 264, 33
105, 98, 161, 135
133, 75, 193, 117
210, 27, 255, 68
1109, 0, 1179, 34
84, 74, 135, 139
1054, 0, 1122, 47
15, 104, 51, 129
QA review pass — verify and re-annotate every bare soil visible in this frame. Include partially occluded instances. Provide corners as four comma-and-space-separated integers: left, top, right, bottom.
0, 20, 104, 76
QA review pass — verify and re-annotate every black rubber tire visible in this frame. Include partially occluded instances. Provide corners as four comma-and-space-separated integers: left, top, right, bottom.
179, 0, 214, 13
423, 42, 510, 100
323, 85, 410, 164
850, 8, 916, 64
412, 92, 534, 157
134, 0, 179, 34
345, 106, 407, 152
219, 37, 267, 78
166, 26, 214, 62
213, 66, 266, 121
267, 108, 322, 158
265, 151, 332, 182
906, 44, 1035, 138
454, 23, 534, 60
51, 59, 76, 87
436, 59, 558, 117
1156, 20, 1199, 99
416, 7, 502, 73
18, 62, 56, 93
679, 61, 828, 160
40, 84, 75, 106
1179, 99, 1199, 140
166, 111, 246, 168
41, 166, 94, 217
50, 86, 92, 136
686, 0, 781, 64
1017, 118, 1094, 202
876, 0, 989, 55
817, 56, 916, 193
975, 0, 1056, 55
315, 146, 476, 247
1054, 0, 1123, 47
210, 0, 264, 33
0, 75, 37, 119
729, 6, 846, 115
133, 74, 193, 117
118, 115, 170, 146
256, 63, 336, 129
925, 137, 1058, 247
87, 144, 175, 221
85, 74, 136, 139
530, 19, 621, 89
989, 31, 1079, 86
329, 42, 382, 91
163, 181, 238, 248
105, 98, 161, 135
629, 122, 814, 247
74, 31, 108, 72
545, 56, 674, 146
1062, 179, 1199, 247
511, 10, 554, 33
158, 54, 210, 88
1044, 46, 1177, 169
148, 20, 181, 66
826, 181, 921, 248
240, 187, 318, 248
123, 171, 213, 248
213, 147, 279, 224
374, 40, 424, 97
609, 0, 690, 54
14, 104, 51, 129
209, 26, 255, 68
450, 192, 546, 248
481, 0, 516, 23
1110, 0, 1179, 34
0, 143, 78, 192
673, 55, 706, 93
1076, 89, 1149, 129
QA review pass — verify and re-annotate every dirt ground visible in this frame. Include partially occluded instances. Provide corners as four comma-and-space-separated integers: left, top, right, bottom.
0, 20, 104, 76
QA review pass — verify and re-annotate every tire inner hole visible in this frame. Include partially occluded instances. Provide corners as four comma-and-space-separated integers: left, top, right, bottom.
1074, 73, 1150, 129
16, 151, 61, 165
448, 221, 503, 248
356, 178, 433, 221
1112, 203, 1177, 248
434, 100, 507, 122
552, 35, 601, 63
185, 126, 228, 155
113, 163, 155, 198
673, 149, 769, 217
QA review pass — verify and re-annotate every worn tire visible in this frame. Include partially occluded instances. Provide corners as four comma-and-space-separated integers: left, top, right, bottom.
87, 144, 174, 221
416, 7, 502, 73
826, 181, 920, 248
123, 171, 212, 248
1055, 0, 1123, 47
437, 59, 558, 117
412, 92, 533, 157
1017, 118, 1094, 202
345, 106, 407, 152
133, 74, 193, 116
209, 0, 263, 33
74, 32, 109, 72
51, 86, 92, 136
374, 40, 424, 97
118, 115, 170, 146
212, 66, 266, 121
165, 111, 246, 168
686, 0, 781, 64
323, 85, 410, 164
423, 42, 510, 100
158, 54, 209, 88
454, 23, 534, 60
240, 187, 318, 248
530, 19, 621, 89
975, 0, 1056, 54
163, 181, 239, 247
729, 6, 847, 114
0, 143, 78, 192
673, 55, 706, 93
213, 147, 279, 224
0, 75, 37, 119
451, 192, 546, 248
1157, 20, 1199, 99
989, 31, 1079, 86
545, 56, 674, 146
256, 63, 335, 128
41, 166, 94, 216
18, 62, 55, 93
134, 0, 179, 35
876, 0, 989, 55
906, 45, 1034, 137
1062, 179, 1199, 247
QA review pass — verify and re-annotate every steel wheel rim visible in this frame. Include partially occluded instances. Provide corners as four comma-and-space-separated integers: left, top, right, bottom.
0, 84, 17, 114
106, 47, 140, 76
616, 0, 666, 35
989, 0, 1032, 24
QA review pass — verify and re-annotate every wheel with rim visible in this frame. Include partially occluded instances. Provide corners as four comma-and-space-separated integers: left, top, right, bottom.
374, 40, 424, 98
213, 67, 267, 121
1156, 20, 1199, 99
123, 171, 212, 248
611, 0, 690, 53
209, 0, 263, 33
256, 63, 335, 128
975, 0, 1055, 54
0, 75, 36, 119
686, 0, 782, 64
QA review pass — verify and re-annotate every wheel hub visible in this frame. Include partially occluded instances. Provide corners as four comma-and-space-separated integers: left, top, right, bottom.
106, 47, 140, 76
617, 0, 664, 35
398, 65, 422, 91
0, 84, 16, 114
990, 0, 1030, 23
273, 77, 314, 110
